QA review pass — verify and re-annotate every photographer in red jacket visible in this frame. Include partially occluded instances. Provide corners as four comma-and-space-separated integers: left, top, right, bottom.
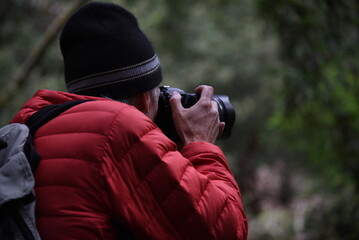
11, 2, 247, 239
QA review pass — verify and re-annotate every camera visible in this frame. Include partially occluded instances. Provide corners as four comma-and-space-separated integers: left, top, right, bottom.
155, 86, 235, 142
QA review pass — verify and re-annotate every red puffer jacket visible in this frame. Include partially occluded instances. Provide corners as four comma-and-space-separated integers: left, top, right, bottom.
11, 89, 247, 240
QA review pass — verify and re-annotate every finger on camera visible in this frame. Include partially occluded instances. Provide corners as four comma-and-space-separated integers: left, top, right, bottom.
211, 100, 219, 110
169, 91, 184, 112
196, 85, 214, 103
209, 100, 219, 117
218, 122, 226, 137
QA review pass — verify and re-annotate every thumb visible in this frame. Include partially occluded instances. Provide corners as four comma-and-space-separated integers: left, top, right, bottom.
169, 91, 184, 115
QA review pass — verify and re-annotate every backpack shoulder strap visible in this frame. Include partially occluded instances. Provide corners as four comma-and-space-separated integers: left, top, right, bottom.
24, 100, 91, 171
26, 100, 90, 134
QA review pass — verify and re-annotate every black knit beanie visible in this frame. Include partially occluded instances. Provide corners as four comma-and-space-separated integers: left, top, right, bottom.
60, 2, 162, 98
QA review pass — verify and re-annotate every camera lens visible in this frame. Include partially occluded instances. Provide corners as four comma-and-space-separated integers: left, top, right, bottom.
156, 86, 235, 141
212, 95, 235, 138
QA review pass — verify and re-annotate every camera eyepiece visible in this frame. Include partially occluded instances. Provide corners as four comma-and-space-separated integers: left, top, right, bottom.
155, 86, 235, 142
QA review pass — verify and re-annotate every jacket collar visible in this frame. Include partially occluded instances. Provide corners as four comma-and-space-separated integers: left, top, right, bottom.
11, 89, 106, 124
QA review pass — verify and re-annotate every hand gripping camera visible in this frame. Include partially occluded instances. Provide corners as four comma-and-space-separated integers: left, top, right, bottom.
155, 86, 236, 142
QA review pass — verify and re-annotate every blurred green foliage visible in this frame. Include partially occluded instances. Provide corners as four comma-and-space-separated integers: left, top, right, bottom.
0, 0, 358, 239
258, 0, 359, 188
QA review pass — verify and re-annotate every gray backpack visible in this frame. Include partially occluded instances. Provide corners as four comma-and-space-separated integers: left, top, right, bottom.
0, 100, 88, 240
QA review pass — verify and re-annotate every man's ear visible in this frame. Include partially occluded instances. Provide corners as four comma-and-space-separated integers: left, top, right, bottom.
134, 91, 151, 114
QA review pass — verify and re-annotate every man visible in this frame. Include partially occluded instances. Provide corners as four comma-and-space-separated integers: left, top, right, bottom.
11, 2, 247, 239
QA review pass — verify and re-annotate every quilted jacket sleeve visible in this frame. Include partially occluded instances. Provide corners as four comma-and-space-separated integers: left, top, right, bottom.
100, 105, 248, 240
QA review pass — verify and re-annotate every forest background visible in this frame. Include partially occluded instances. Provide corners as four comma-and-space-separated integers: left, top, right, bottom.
0, 0, 358, 239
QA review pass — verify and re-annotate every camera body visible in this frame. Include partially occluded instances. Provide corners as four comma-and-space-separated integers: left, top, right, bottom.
155, 86, 235, 142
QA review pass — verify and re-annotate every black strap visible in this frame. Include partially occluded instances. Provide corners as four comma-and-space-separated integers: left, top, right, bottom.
24, 100, 91, 172
26, 100, 90, 134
